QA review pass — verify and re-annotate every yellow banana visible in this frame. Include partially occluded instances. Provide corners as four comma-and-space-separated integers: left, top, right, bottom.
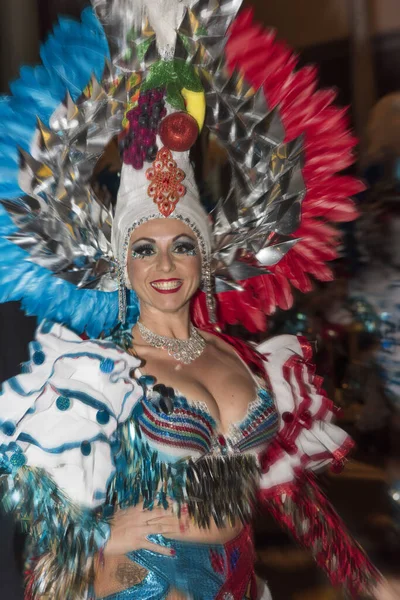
181, 88, 206, 132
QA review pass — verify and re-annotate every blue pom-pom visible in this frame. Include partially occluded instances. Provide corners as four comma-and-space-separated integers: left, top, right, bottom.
100, 358, 115, 374
2, 421, 16, 436
56, 396, 71, 411
96, 410, 110, 425
33, 351, 45, 365
81, 441, 92, 456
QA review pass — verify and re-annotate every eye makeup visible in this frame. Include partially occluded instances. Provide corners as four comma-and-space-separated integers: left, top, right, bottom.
130, 235, 198, 259
171, 236, 198, 256
131, 242, 156, 259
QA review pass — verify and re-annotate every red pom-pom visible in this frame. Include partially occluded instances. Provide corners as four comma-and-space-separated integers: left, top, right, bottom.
282, 411, 294, 424
159, 112, 199, 152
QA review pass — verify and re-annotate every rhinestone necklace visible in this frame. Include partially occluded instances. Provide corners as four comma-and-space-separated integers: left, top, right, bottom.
137, 322, 206, 365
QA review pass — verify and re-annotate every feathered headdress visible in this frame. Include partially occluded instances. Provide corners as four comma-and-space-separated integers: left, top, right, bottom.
0, 0, 360, 337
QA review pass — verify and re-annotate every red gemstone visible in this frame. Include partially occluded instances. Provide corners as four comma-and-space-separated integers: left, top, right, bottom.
218, 434, 226, 447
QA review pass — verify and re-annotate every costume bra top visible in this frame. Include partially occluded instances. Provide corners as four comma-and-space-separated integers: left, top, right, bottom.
110, 364, 279, 526
136, 373, 279, 462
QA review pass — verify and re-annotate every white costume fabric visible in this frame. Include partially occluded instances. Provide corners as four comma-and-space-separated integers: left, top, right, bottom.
0, 321, 141, 508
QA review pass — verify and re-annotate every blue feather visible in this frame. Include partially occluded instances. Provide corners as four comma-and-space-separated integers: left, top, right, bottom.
0, 8, 139, 337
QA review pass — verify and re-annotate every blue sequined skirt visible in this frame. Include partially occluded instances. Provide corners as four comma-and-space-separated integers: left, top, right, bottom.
101, 526, 258, 600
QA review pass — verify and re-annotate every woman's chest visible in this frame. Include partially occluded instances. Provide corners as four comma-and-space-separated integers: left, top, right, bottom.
135, 371, 278, 460
137, 346, 260, 433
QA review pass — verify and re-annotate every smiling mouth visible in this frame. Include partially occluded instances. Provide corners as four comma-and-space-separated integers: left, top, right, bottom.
150, 279, 183, 293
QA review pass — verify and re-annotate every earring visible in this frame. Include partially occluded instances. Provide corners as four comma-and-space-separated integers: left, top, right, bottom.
202, 262, 217, 324
117, 265, 127, 323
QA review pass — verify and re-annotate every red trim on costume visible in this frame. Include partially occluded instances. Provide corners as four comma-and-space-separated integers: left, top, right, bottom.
215, 525, 258, 600
263, 472, 381, 597
259, 336, 354, 481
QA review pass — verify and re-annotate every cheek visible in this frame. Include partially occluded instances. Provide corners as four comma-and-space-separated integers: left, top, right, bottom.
126, 258, 148, 291
183, 256, 202, 285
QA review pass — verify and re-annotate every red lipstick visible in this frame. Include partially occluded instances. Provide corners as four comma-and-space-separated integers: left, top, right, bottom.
150, 278, 183, 294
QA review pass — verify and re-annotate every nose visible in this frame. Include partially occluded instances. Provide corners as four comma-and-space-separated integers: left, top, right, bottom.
156, 249, 175, 273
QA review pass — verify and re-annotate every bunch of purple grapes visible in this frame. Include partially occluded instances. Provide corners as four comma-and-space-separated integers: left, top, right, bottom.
122, 87, 167, 170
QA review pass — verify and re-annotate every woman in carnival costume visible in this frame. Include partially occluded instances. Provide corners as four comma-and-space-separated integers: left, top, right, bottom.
0, 1, 397, 598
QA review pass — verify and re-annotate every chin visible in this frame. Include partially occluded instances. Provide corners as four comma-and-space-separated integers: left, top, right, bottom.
147, 288, 193, 313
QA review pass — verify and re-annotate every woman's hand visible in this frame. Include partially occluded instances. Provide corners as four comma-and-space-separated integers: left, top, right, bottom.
105, 504, 188, 557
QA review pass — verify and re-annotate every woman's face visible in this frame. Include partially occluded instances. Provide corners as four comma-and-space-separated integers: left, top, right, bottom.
127, 218, 202, 314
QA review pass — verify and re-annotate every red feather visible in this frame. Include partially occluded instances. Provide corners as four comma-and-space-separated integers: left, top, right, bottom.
193, 9, 360, 333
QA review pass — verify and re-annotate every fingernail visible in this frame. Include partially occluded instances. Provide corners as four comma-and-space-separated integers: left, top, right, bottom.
170, 549, 176, 556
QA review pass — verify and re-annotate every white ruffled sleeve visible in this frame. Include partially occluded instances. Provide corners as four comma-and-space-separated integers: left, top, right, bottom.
0, 320, 144, 598
256, 334, 353, 498
0, 319, 142, 509
255, 336, 382, 597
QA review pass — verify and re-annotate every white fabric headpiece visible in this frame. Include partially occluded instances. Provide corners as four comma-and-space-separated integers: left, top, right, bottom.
111, 148, 212, 278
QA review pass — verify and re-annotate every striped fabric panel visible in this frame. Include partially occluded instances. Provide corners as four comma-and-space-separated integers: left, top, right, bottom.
138, 386, 279, 457
236, 405, 279, 452
138, 398, 212, 454
235, 389, 279, 453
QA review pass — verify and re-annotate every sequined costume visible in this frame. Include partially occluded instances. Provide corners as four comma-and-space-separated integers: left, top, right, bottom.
0, 0, 382, 598
0, 321, 379, 598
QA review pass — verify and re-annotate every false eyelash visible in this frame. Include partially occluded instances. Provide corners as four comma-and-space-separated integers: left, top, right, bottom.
131, 243, 155, 258
173, 242, 198, 256
131, 250, 146, 259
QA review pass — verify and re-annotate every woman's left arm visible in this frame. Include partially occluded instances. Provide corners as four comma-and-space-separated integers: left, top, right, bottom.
257, 334, 386, 598
263, 472, 381, 598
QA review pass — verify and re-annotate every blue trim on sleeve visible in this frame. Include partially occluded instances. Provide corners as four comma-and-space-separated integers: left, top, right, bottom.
18, 432, 110, 454
56, 388, 117, 419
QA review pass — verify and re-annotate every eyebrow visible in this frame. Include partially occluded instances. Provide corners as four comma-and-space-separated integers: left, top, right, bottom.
131, 237, 155, 244
132, 234, 196, 244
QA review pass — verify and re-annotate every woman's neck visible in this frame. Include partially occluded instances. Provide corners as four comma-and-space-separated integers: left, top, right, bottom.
137, 304, 192, 339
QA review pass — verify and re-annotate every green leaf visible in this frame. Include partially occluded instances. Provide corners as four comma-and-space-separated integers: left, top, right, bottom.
174, 60, 203, 92
142, 60, 175, 91
166, 83, 185, 110
140, 59, 203, 99
136, 37, 155, 62
178, 34, 192, 55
